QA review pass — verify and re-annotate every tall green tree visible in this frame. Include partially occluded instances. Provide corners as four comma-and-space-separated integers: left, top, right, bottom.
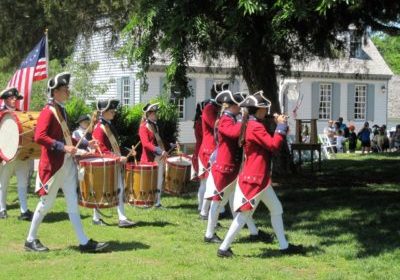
120, 0, 400, 112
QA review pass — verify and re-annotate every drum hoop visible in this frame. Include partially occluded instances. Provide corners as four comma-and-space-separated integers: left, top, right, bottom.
79, 157, 118, 166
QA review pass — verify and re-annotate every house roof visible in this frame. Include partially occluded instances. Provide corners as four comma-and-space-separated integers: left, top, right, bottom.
151, 38, 393, 80
290, 38, 393, 80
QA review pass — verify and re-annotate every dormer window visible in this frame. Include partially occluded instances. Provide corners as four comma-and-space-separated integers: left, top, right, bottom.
350, 35, 362, 58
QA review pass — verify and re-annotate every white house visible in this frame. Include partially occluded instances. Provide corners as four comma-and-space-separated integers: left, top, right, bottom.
73, 31, 393, 145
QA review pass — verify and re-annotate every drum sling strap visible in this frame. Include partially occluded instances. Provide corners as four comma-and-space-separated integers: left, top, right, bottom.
49, 105, 73, 146
147, 121, 165, 151
100, 124, 121, 156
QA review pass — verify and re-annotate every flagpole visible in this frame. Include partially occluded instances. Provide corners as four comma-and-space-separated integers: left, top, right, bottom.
45, 28, 49, 76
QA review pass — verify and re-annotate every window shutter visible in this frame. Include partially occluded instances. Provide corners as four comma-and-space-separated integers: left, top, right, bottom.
117, 78, 122, 102
367, 84, 375, 121
130, 76, 135, 105
347, 83, 355, 121
332, 83, 341, 121
185, 78, 197, 121
311, 82, 320, 119
205, 78, 214, 100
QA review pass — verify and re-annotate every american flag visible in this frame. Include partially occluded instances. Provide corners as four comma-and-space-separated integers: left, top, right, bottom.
6, 36, 48, 111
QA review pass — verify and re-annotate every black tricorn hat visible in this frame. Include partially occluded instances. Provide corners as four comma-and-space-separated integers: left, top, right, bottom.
75, 114, 90, 124
97, 99, 119, 112
48, 72, 71, 91
240, 90, 271, 109
215, 90, 246, 105
142, 102, 160, 113
0, 87, 23, 100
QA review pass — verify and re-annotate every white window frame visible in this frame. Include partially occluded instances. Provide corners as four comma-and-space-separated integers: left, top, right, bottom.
121, 77, 131, 106
354, 84, 367, 120
171, 94, 185, 120
318, 83, 332, 120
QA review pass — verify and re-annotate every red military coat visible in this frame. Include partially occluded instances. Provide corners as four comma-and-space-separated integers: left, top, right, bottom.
210, 112, 242, 200
198, 102, 219, 179
235, 117, 284, 211
191, 118, 202, 175
92, 120, 114, 155
34, 103, 71, 190
139, 120, 159, 163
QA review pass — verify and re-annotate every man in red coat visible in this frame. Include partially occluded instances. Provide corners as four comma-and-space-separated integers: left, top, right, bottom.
139, 103, 170, 207
91, 98, 136, 227
203, 90, 270, 243
0, 87, 33, 221
218, 91, 303, 257
24, 72, 108, 253
198, 83, 226, 218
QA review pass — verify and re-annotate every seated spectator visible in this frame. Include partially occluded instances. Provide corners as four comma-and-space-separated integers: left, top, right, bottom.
358, 122, 372, 154
348, 125, 357, 153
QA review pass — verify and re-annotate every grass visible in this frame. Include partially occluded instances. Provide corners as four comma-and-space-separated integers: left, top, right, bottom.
0, 153, 399, 279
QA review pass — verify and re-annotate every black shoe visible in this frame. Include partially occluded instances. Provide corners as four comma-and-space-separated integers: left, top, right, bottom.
199, 214, 208, 220
0, 210, 8, 219
280, 243, 305, 255
217, 248, 234, 258
79, 239, 109, 253
118, 219, 137, 228
218, 211, 230, 220
204, 234, 222, 244
249, 230, 274, 243
24, 239, 49, 252
92, 219, 107, 226
18, 210, 33, 221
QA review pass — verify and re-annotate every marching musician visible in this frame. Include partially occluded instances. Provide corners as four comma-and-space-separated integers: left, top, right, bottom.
192, 101, 206, 210
203, 90, 271, 243
198, 83, 224, 219
139, 103, 173, 208
91, 99, 136, 228
0, 87, 33, 221
25, 72, 108, 252
217, 91, 303, 257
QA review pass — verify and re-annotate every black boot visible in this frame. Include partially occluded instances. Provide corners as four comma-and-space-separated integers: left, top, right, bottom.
18, 210, 33, 221
217, 248, 234, 258
204, 234, 222, 244
24, 239, 49, 252
79, 239, 109, 253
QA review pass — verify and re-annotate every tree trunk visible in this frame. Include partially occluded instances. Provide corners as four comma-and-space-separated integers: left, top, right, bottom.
237, 51, 294, 175
237, 51, 281, 114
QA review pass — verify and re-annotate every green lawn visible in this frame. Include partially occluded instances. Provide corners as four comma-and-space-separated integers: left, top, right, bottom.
0, 153, 399, 280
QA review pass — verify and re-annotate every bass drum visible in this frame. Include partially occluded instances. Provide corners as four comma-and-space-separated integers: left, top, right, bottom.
14, 111, 41, 160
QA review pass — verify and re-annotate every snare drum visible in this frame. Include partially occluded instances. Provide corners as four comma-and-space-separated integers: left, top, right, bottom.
164, 155, 192, 195
14, 111, 41, 160
125, 162, 158, 207
78, 155, 119, 209
0, 111, 20, 162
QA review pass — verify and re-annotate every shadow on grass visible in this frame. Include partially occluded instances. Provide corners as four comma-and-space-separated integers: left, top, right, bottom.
254, 155, 400, 258
68, 240, 150, 253
43, 212, 90, 223
135, 221, 175, 228
244, 245, 323, 258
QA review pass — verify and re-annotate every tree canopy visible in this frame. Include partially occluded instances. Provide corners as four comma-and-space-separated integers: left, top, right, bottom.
1, 1, 400, 112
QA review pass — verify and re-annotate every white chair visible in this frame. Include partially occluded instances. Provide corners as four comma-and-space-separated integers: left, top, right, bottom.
318, 134, 336, 159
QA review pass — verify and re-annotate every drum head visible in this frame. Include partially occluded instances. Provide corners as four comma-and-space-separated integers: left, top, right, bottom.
167, 156, 191, 166
79, 157, 117, 166
0, 113, 20, 161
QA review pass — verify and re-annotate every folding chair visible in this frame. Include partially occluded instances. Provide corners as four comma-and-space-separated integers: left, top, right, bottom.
318, 134, 336, 159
